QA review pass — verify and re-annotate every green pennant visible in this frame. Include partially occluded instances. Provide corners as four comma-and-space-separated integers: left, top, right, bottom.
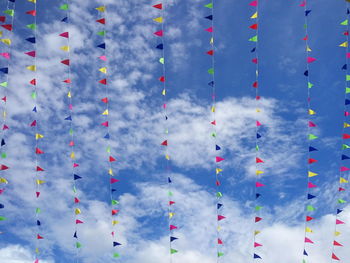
256, 145, 259, 151
159, 57, 165, 64
255, 206, 263, 211
168, 191, 173, 197
76, 242, 82, 248
306, 205, 315, 212
308, 134, 318, 140
303, 24, 307, 29
73, 186, 77, 193
205, 3, 213, 8
342, 144, 350, 149
165, 128, 169, 134
106, 146, 111, 153
249, 35, 258, 42
60, 4, 69, 10
338, 199, 346, 204
302, 259, 307, 263
0, 216, 7, 221
31, 92, 37, 99
218, 252, 224, 257
97, 30, 106, 36
69, 128, 74, 135
113, 253, 120, 258
211, 132, 216, 137
1, 152, 7, 159
346, 87, 350, 94
4, 9, 14, 16
36, 208, 41, 214
346, 75, 350, 81
216, 192, 223, 198
341, 19, 348, 25
0, 82, 8, 88
308, 82, 313, 89
208, 68, 214, 75
170, 249, 178, 254
112, 200, 119, 205
26, 24, 37, 30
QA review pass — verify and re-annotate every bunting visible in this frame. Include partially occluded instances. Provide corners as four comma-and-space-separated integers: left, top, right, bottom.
248, 0, 265, 260
59, 0, 84, 256
330, 3, 350, 262
204, 1, 226, 259
95, 4, 121, 259
0, 0, 16, 230
299, 1, 319, 262
153, 1, 179, 258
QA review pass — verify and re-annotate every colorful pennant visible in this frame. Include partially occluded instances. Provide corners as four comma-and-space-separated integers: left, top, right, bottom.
59, 0, 83, 257
248, 0, 264, 260
0, 0, 16, 233
153, 1, 179, 258
330, 3, 350, 262
95, 4, 122, 259
299, 1, 319, 262
204, 1, 226, 259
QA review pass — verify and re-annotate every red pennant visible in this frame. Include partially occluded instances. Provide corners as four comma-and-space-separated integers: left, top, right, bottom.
1, 24, 13, 31
110, 178, 119, 184
76, 219, 84, 224
30, 79, 36, 85
344, 31, 349, 36
74, 197, 80, 203
59, 32, 69, 38
101, 121, 109, 127
332, 253, 340, 260
205, 27, 213, 32
25, 51, 36, 57
252, 58, 258, 64
36, 192, 40, 198
256, 182, 265, 187
61, 59, 70, 66
306, 216, 313, 222
112, 209, 119, 215
161, 140, 168, 146
96, 18, 106, 24
63, 79, 71, 84
249, 23, 258, 30
99, 79, 107, 85
169, 201, 175, 205
308, 158, 317, 164
339, 187, 346, 191
153, 3, 163, 9
206, 50, 214, 55
218, 215, 226, 221
211, 120, 216, 125
303, 35, 308, 41
37, 234, 44, 239
170, 225, 177, 230
109, 156, 116, 162
216, 180, 221, 186
308, 182, 317, 188
36, 166, 44, 171
308, 121, 316, 127
216, 156, 225, 163
154, 30, 163, 37
254, 242, 262, 247
101, 97, 108, 103
0, 16, 5, 23
255, 217, 262, 222
3, 125, 9, 130
256, 157, 264, 163
26, 10, 36, 16
253, 81, 258, 88
343, 133, 350, 139
1, 96, 6, 102
218, 239, 223, 244
30, 120, 37, 127
159, 76, 165, 82
333, 240, 343, 246
304, 237, 314, 243
35, 148, 44, 154
0, 165, 9, 171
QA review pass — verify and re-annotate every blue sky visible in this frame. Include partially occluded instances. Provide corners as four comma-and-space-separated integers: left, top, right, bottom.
1, 0, 350, 262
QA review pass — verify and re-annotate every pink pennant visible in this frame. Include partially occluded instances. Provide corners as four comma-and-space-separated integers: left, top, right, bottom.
0, 189, 4, 195
299, 0, 306, 7
218, 215, 226, 221
34, 259, 39, 263
345, 111, 350, 116
340, 166, 350, 172
216, 156, 225, 163
336, 219, 345, 225
59, 32, 69, 38
25, 51, 36, 57
304, 237, 314, 244
99, 55, 107, 61
154, 30, 163, 37
76, 219, 84, 224
254, 242, 262, 247
0, 53, 10, 59
3, 125, 9, 130
73, 163, 79, 167
307, 57, 316, 63
36, 192, 40, 198
347, 53, 350, 59
249, 0, 258, 6
205, 27, 213, 32
308, 121, 316, 127
111, 178, 119, 184
307, 182, 317, 188
101, 121, 109, 127
170, 225, 177, 230
74, 197, 80, 203
218, 239, 223, 245
30, 120, 37, 127
256, 121, 261, 126
256, 182, 265, 187
69, 141, 74, 146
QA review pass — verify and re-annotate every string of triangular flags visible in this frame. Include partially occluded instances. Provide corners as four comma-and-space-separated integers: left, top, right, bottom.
330, 3, 350, 262
95, 4, 122, 259
23, 0, 46, 261
0, 0, 16, 227
248, 0, 264, 260
299, 1, 319, 262
153, 1, 179, 257
204, 1, 226, 259
59, 0, 84, 257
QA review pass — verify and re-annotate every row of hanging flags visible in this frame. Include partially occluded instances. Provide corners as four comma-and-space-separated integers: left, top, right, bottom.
59, 0, 85, 259
300, 0, 319, 262
0, 0, 15, 226
203, 0, 226, 259
153, 1, 179, 257
331, 2, 350, 261
248, 0, 264, 260
95, 4, 122, 259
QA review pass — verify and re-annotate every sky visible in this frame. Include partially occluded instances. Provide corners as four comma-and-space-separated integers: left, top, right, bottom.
1, 0, 350, 262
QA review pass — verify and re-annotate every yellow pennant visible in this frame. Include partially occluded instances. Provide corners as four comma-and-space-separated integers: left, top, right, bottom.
306, 46, 312, 52
308, 109, 316, 115
102, 109, 109, 115
36, 179, 45, 185
0, 178, 8, 184
153, 17, 163, 23
67, 91, 71, 98
70, 152, 75, 159
0, 31, 2, 37
26, 65, 36, 71
162, 89, 166, 95
3, 111, 6, 119
254, 230, 261, 235
251, 12, 258, 19
169, 212, 175, 219
305, 227, 313, 233
211, 106, 215, 112
216, 168, 223, 174
340, 177, 348, 183
210, 37, 214, 45
112, 220, 119, 226
0, 39, 11, 45
256, 108, 261, 112
308, 171, 318, 177
108, 168, 113, 175
96, 6, 106, 12
256, 170, 264, 175
344, 122, 350, 128
60, 46, 70, 52
75, 208, 81, 215
334, 231, 341, 236
28, 0, 36, 3
339, 41, 348, 47
217, 225, 221, 231
35, 133, 44, 140
165, 154, 170, 160
99, 67, 107, 74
